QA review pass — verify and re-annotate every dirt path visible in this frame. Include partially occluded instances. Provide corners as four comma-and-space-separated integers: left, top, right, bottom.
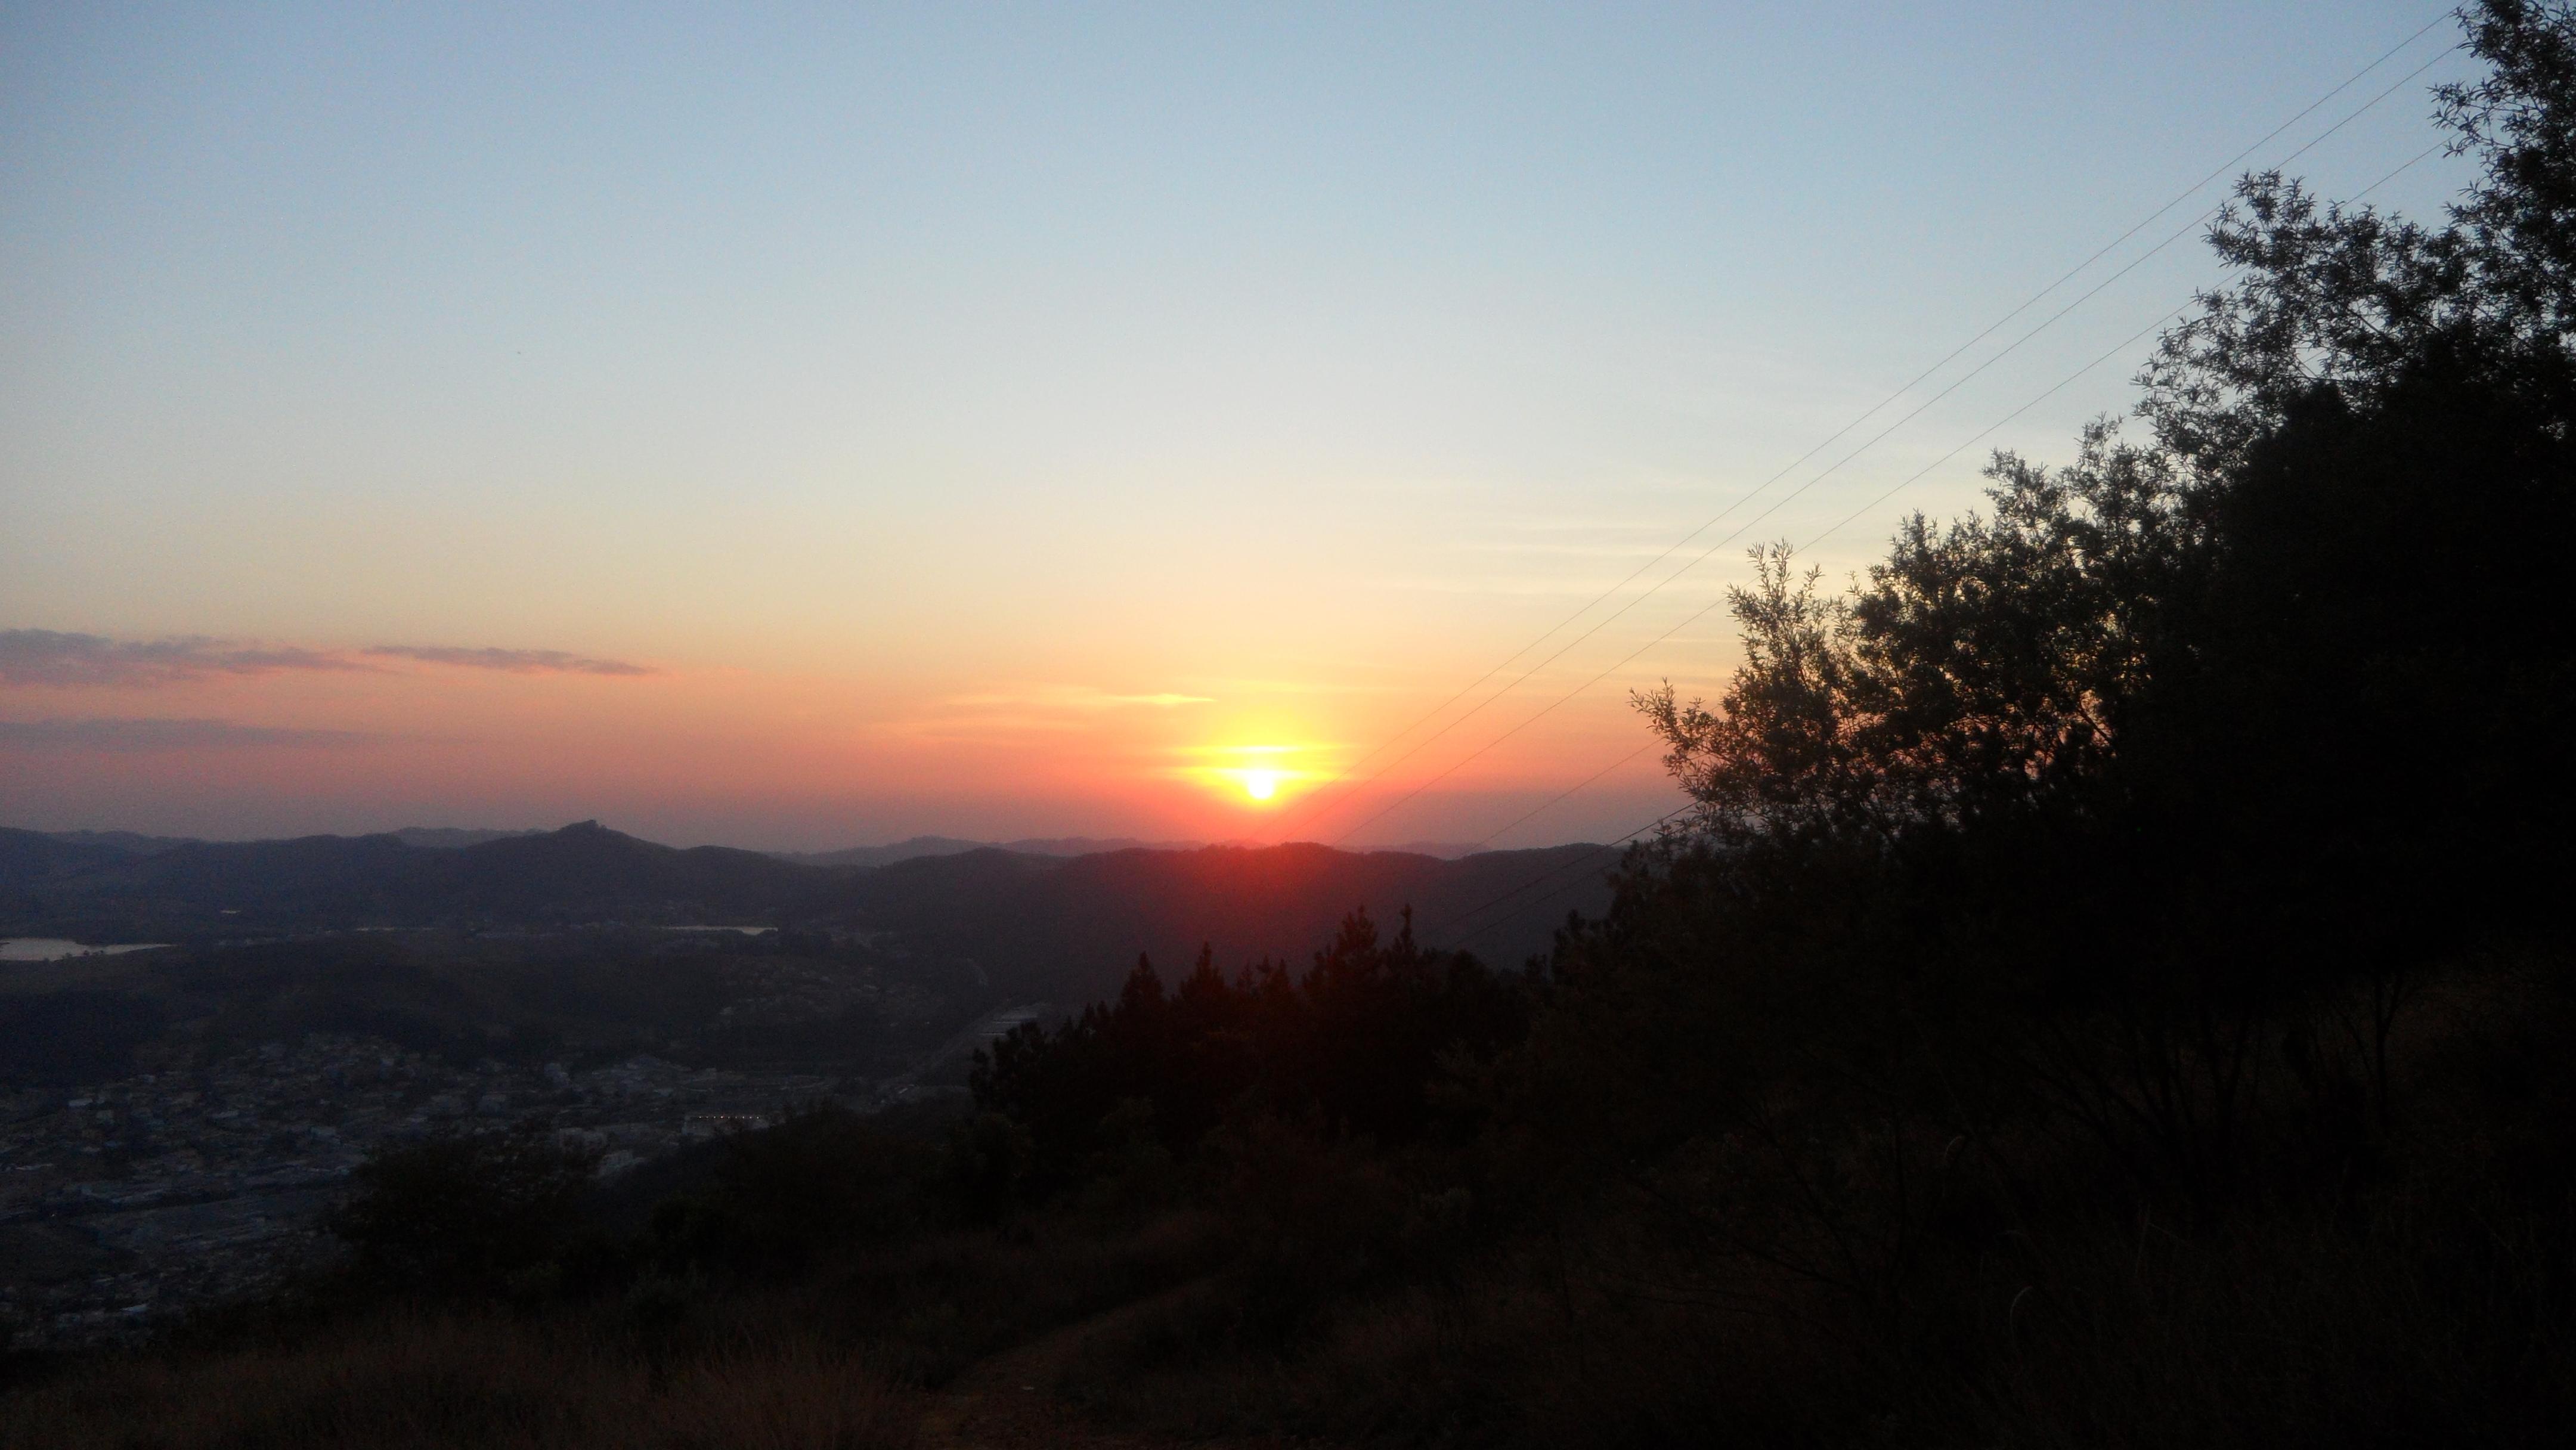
915, 1279, 1312, 1449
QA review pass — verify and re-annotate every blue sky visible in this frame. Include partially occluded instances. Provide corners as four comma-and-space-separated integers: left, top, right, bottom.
0, 3, 2482, 847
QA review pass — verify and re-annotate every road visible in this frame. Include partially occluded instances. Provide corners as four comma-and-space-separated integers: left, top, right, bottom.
871, 1001, 1049, 1107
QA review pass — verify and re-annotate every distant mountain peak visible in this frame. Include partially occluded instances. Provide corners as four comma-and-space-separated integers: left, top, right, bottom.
768, 835, 1205, 870
389, 826, 544, 850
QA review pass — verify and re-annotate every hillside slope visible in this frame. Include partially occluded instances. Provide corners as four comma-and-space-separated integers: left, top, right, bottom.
2, 824, 1620, 1002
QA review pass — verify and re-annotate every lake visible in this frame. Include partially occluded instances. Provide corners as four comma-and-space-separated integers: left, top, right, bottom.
0, 938, 171, 962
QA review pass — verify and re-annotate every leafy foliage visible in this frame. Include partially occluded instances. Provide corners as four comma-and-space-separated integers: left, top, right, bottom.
327, 1124, 600, 1297
643, 1106, 946, 1275
1504, 6, 2576, 1434
972, 909, 1527, 1196
21, 10, 2576, 1448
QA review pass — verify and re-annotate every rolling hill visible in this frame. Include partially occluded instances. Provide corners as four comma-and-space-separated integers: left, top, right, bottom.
0, 822, 1626, 1004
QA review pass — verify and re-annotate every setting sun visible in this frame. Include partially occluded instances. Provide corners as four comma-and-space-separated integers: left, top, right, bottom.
1170, 742, 1328, 810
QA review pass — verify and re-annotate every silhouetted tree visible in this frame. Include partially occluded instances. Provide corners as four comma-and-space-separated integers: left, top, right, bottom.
329, 1124, 599, 1297
645, 1104, 943, 1274
973, 909, 1527, 1198
1603, 0, 2576, 1207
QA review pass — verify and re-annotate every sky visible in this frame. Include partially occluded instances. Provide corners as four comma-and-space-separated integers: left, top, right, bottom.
0, 2, 2481, 850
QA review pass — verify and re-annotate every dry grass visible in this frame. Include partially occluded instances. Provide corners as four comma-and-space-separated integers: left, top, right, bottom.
0, 1313, 918, 1450
0, 1207, 1227, 1449
1051, 1190, 2575, 1449
1042, 1003, 2576, 1450
13, 966, 2571, 1449
779, 1207, 1231, 1384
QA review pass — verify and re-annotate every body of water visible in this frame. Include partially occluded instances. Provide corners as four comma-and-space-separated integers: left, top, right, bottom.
0, 938, 171, 962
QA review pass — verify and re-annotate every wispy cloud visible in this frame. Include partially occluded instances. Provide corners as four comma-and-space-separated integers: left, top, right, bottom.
363, 645, 655, 676
880, 684, 1216, 743
1, 630, 657, 686
939, 686, 1215, 712
0, 718, 375, 751
0, 630, 375, 687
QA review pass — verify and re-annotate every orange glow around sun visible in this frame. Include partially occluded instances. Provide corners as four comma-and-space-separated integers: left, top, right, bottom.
1173, 742, 1324, 810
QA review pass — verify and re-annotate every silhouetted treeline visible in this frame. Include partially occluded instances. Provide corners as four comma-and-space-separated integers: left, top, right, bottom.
946, 5, 2576, 1440
972, 909, 1528, 1194
14, 6, 2576, 1446
0, 822, 1607, 1003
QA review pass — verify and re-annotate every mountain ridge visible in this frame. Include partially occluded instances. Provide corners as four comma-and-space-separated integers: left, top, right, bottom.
0, 822, 1623, 1003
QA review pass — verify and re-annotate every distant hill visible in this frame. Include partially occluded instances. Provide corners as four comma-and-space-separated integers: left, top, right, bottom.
34, 829, 200, 857
841, 842, 1619, 1004
1382, 841, 1485, 860
0, 821, 833, 935
445, 822, 827, 922
0, 828, 143, 887
1, 822, 1627, 1007
391, 826, 544, 850
770, 835, 1201, 869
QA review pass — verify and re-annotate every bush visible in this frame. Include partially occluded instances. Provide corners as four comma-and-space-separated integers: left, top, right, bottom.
0, 1312, 918, 1450
329, 1125, 599, 1299
647, 1105, 943, 1275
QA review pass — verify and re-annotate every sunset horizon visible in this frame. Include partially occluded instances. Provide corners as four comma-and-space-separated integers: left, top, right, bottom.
1, 4, 2472, 851
9, 6, 2573, 1442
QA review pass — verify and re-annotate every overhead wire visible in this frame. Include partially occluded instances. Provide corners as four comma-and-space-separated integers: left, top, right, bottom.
1326, 44, 2456, 852
1796, 136, 2454, 555
1275, 21, 2460, 845
1421, 136, 2463, 946
1277, 17, 2452, 842
1428, 805, 1694, 947
1457, 739, 1661, 855
1330, 299, 2199, 850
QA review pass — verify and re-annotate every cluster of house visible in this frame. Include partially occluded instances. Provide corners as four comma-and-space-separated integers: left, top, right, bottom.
0, 1034, 853, 1348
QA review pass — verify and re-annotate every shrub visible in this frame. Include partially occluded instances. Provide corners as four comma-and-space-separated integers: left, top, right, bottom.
329, 1125, 599, 1299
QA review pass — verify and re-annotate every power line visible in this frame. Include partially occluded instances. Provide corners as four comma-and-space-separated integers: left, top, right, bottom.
1329, 299, 2196, 850
1423, 135, 2464, 934
1280, 23, 2459, 845
1798, 139, 2455, 558
1460, 739, 1661, 854
1327, 50, 2456, 851
1429, 805, 1693, 947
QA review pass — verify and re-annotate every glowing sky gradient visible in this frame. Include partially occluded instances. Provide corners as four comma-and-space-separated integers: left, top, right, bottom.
1, 3, 2475, 848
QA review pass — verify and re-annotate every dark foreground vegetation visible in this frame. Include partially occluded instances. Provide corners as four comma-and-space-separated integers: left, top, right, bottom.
11, 4, 2576, 1444
0, 819, 1611, 1009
